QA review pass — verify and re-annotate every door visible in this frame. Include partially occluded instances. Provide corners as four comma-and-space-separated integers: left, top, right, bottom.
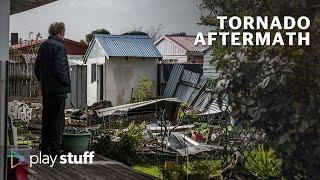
97, 65, 104, 101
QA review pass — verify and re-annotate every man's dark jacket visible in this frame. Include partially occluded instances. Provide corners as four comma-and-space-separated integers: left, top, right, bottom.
34, 35, 71, 95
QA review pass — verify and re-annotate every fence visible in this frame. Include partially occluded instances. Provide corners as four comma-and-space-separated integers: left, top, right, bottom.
8, 62, 87, 109
65, 65, 87, 109
8, 62, 41, 97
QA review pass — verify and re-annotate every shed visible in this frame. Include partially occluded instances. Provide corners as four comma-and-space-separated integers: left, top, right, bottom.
84, 34, 162, 106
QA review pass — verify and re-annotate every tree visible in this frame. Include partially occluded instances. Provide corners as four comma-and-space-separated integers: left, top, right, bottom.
122, 31, 148, 36
200, 0, 320, 178
84, 28, 110, 44
146, 24, 164, 41
172, 32, 187, 36
80, 39, 86, 44
122, 24, 164, 41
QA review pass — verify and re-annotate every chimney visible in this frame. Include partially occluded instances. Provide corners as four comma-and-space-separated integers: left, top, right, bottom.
11, 33, 18, 45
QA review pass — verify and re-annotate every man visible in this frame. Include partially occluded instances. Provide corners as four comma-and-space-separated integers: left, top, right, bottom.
34, 22, 71, 154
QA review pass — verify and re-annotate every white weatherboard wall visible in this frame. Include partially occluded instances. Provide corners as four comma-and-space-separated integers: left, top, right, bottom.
103, 57, 157, 106
203, 51, 219, 78
86, 56, 104, 105
86, 40, 106, 106
156, 38, 187, 63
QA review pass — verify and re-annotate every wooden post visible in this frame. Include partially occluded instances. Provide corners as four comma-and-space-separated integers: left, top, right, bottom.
206, 125, 214, 144
0, 0, 10, 179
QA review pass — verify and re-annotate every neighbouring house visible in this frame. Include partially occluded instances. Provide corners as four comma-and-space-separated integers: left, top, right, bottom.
155, 35, 216, 78
9, 33, 88, 108
84, 34, 162, 106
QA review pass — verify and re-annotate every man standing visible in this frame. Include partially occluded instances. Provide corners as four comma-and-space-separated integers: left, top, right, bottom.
34, 22, 71, 154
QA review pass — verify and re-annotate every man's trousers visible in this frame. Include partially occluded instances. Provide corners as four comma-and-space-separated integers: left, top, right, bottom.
41, 94, 66, 153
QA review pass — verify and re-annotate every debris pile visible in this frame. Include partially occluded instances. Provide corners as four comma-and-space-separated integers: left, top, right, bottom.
92, 98, 181, 125
8, 100, 89, 129
8, 100, 42, 124
163, 64, 228, 120
65, 109, 87, 127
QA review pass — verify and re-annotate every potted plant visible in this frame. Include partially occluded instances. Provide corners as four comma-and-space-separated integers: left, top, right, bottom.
63, 127, 92, 154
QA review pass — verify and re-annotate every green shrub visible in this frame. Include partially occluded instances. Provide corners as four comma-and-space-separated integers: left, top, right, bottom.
162, 161, 186, 180
179, 102, 199, 124
189, 159, 222, 179
161, 159, 222, 180
136, 76, 152, 102
245, 144, 282, 178
93, 123, 145, 166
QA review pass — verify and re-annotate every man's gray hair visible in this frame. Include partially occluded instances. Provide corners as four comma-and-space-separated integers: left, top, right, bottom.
48, 22, 65, 36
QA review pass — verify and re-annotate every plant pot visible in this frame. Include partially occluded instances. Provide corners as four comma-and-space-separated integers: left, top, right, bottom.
63, 132, 91, 154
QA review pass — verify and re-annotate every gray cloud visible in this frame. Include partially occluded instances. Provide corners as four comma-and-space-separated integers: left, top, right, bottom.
10, 0, 209, 41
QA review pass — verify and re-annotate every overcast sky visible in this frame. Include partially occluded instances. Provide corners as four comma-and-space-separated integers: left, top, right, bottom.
10, 0, 209, 42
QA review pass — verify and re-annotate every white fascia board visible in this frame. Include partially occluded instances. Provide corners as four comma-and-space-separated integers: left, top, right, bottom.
95, 37, 109, 60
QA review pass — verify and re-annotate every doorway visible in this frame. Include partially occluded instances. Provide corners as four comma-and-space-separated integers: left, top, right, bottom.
97, 64, 104, 101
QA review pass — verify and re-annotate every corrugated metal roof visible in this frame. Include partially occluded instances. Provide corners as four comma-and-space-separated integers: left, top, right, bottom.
161, 35, 210, 52
95, 34, 162, 58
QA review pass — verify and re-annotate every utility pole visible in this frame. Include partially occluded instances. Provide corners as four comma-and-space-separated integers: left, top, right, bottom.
0, 0, 10, 179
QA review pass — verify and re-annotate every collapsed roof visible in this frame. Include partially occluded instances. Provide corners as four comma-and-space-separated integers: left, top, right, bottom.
163, 64, 228, 116
94, 98, 181, 123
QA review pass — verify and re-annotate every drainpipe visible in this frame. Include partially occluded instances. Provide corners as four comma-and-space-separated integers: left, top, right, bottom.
0, 0, 10, 179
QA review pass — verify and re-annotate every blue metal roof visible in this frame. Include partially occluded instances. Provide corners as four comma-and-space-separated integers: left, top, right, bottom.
94, 34, 162, 58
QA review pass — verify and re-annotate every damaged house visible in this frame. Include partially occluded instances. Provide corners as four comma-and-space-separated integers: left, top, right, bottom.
84, 34, 162, 106
155, 35, 216, 78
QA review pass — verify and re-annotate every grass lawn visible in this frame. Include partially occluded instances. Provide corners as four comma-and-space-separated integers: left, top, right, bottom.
133, 165, 162, 178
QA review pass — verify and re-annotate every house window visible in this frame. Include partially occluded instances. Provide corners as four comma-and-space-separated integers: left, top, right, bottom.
170, 59, 178, 63
91, 63, 97, 83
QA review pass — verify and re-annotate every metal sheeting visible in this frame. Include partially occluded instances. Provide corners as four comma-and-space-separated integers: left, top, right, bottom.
175, 84, 194, 103
193, 92, 213, 112
174, 69, 200, 103
180, 69, 199, 84
66, 65, 87, 109
187, 76, 208, 104
204, 99, 228, 115
191, 77, 213, 112
95, 34, 162, 58
168, 132, 213, 156
163, 64, 184, 97
95, 98, 180, 117
163, 64, 228, 115
94, 98, 181, 123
